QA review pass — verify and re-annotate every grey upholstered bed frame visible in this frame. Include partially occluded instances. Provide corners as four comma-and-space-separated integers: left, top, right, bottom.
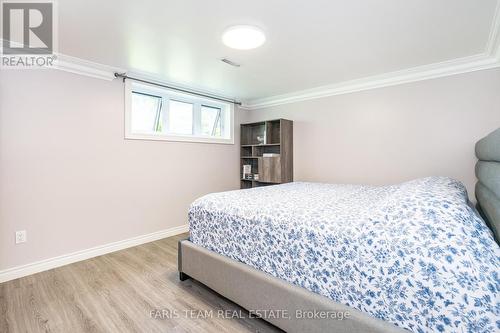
178, 240, 405, 333
475, 128, 500, 243
178, 128, 500, 333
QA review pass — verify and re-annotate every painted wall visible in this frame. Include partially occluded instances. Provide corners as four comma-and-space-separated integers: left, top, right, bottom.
243, 68, 500, 199
1, 67, 499, 273
0, 69, 240, 271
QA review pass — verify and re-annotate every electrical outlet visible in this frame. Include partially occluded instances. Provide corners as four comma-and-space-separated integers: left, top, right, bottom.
15, 230, 27, 244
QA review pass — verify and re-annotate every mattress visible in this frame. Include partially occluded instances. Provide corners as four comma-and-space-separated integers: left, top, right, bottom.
189, 177, 500, 333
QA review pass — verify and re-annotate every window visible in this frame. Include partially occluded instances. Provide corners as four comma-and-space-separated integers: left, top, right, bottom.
168, 100, 193, 135
201, 105, 222, 137
125, 81, 234, 144
130, 92, 163, 133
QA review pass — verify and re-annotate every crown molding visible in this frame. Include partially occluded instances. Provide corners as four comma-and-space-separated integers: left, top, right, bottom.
3, 1, 500, 111
53, 54, 240, 101
3, 50, 499, 112
241, 2, 500, 110
7, 49, 498, 110
0, 39, 124, 80
51, 55, 239, 101
53, 53, 124, 81
47, 51, 497, 110
241, 53, 500, 110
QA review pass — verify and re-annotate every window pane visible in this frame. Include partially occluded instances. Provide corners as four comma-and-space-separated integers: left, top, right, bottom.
169, 100, 193, 135
131, 92, 162, 133
201, 105, 222, 137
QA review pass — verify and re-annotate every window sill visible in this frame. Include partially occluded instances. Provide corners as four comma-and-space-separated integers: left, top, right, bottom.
125, 133, 234, 145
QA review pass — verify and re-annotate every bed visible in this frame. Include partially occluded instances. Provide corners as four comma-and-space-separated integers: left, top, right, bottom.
178, 129, 500, 333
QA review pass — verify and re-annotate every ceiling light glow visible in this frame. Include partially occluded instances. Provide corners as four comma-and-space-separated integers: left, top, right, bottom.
222, 25, 266, 50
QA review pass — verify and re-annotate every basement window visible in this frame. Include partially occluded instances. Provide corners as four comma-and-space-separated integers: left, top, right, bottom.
125, 81, 234, 144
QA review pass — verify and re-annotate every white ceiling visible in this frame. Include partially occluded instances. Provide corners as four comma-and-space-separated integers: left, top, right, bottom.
58, 0, 499, 102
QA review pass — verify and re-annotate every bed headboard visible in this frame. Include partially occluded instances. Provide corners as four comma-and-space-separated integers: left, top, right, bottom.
475, 128, 500, 243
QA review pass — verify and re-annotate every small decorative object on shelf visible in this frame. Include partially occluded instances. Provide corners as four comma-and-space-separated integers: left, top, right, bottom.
240, 119, 293, 189
242, 164, 251, 176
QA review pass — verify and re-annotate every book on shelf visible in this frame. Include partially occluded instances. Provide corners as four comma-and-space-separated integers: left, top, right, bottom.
262, 153, 280, 157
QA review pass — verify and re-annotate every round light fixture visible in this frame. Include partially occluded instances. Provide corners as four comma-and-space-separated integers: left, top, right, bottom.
222, 25, 266, 50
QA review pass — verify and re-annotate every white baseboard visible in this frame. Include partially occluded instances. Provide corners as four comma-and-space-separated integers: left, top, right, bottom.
0, 224, 189, 284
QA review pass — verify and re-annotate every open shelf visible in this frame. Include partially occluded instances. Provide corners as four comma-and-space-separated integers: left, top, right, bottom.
241, 122, 266, 146
240, 119, 293, 189
266, 120, 281, 144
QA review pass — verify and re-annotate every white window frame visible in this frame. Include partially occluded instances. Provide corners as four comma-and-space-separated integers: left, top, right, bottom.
124, 80, 234, 144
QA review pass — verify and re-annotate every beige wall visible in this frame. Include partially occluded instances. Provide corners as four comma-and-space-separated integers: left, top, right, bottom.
243, 68, 500, 199
0, 70, 240, 271
1, 67, 499, 272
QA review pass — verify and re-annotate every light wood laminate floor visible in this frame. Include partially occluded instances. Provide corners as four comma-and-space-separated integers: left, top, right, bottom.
0, 233, 282, 333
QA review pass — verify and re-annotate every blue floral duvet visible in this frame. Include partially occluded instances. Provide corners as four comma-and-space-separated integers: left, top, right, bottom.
189, 177, 500, 332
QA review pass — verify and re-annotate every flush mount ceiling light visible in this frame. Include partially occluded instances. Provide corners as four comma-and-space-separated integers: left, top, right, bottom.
222, 25, 266, 50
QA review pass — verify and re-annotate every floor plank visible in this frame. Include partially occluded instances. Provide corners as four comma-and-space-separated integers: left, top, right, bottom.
0, 233, 282, 333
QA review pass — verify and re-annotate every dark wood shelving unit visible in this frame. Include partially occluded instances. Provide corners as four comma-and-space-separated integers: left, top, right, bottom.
240, 119, 293, 189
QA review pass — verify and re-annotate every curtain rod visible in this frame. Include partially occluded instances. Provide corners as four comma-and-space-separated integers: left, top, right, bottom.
114, 73, 242, 105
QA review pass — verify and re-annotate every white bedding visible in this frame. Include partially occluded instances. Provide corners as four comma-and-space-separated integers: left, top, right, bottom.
189, 177, 500, 333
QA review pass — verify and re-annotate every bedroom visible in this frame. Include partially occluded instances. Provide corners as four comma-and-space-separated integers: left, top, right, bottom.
0, 0, 499, 332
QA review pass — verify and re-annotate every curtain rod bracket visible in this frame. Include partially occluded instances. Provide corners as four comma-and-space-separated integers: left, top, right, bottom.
115, 72, 127, 83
